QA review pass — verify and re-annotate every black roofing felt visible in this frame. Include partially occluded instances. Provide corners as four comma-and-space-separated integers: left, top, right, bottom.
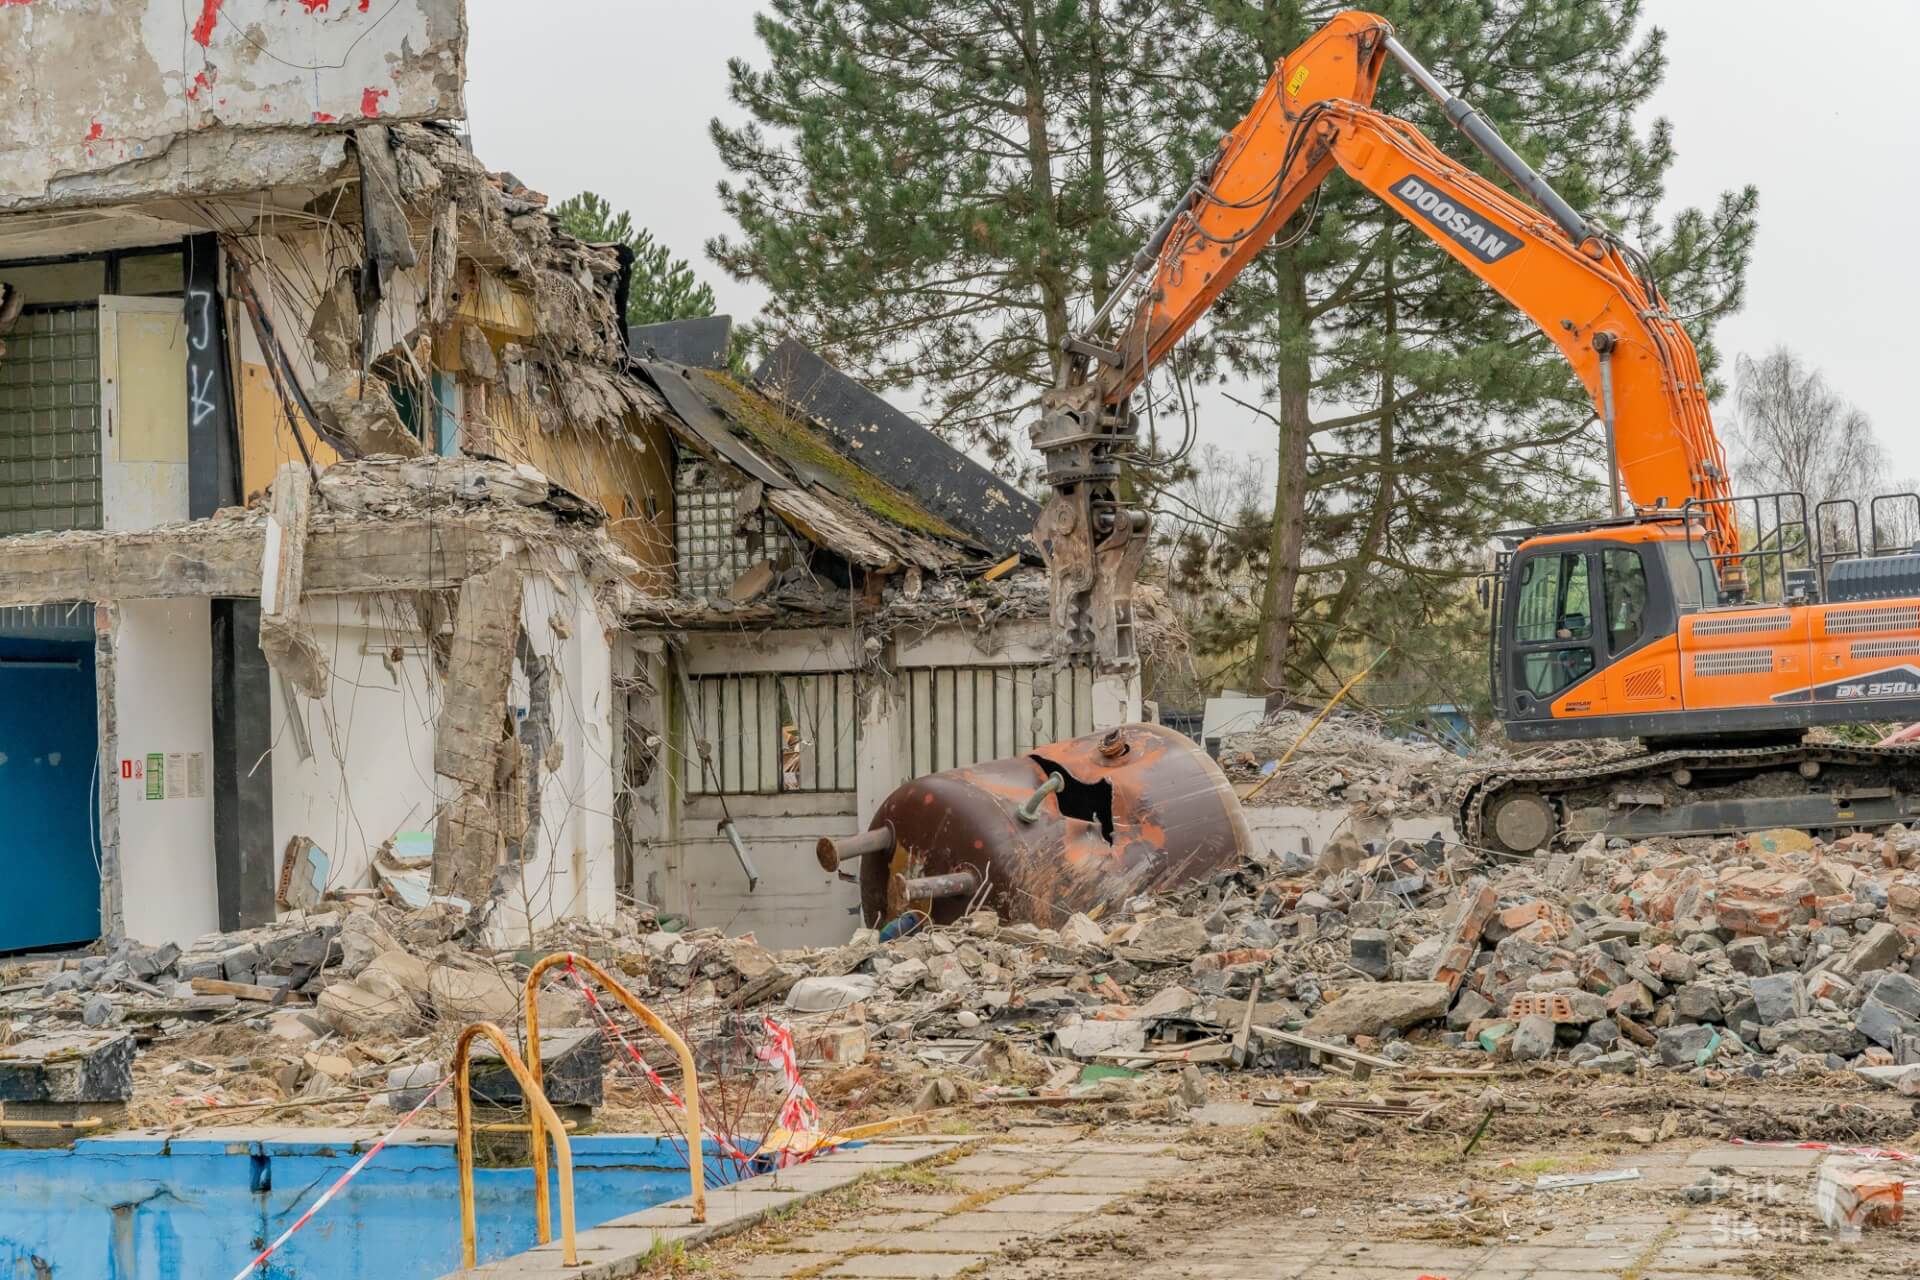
752, 339, 1039, 559
627, 315, 733, 371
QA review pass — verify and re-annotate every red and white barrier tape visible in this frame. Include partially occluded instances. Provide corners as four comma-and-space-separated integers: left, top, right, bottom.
555, 960, 833, 1171
756, 1015, 820, 1137
1728, 1138, 1917, 1164
225, 1075, 451, 1280
564, 956, 685, 1108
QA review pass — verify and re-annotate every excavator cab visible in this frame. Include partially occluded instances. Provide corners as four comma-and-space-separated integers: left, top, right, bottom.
1490, 520, 1709, 738
1490, 491, 1920, 747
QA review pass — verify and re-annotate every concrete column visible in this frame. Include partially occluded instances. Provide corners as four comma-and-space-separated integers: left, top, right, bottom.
623, 633, 679, 914
1092, 666, 1142, 728
855, 653, 910, 826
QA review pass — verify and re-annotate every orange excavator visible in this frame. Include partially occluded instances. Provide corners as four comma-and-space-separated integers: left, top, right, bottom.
1031, 10, 1920, 852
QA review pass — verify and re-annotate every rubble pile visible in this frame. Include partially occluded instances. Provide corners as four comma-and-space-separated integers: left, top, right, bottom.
1219, 709, 1493, 816
1218, 709, 1629, 819
4, 821, 1919, 1130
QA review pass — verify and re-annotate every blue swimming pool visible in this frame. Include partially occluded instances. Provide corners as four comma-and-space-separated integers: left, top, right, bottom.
0, 1129, 735, 1278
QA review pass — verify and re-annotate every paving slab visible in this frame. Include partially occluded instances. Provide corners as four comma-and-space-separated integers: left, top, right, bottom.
1683, 1143, 1823, 1169
731, 1253, 843, 1278
854, 1227, 1037, 1253
438, 1139, 967, 1279
976, 1190, 1120, 1213
821, 1253, 991, 1278
930, 1209, 1086, 1234
1018, 1175, 1147, 1194
851, 1211, 953, 1230
867, 1192, 974, 1212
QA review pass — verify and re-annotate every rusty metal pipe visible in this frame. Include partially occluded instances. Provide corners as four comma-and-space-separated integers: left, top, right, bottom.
1016, 772, 1065, 823
720, 819, 759, 891
817, 823, 894, 873
887, 867, 982, 917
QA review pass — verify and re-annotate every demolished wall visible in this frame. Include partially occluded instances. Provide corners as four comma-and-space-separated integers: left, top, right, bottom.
0, 0, 465, 211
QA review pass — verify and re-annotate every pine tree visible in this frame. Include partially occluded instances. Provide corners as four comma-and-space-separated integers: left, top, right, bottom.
1155, 0, 1757, 704
553, 192, 719, 326
709, 0, 1167, 465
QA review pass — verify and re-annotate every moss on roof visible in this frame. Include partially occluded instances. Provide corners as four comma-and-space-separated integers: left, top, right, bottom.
699, 370, 971, 545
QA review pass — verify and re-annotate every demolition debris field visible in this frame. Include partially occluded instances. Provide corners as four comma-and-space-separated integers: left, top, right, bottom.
3, 778, 1918, 1265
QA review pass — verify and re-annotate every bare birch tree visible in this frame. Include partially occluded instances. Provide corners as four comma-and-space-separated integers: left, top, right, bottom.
1727, 348, 1906, 552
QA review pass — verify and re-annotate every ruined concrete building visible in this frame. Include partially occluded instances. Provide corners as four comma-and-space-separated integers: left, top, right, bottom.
0, 0, 1152, 957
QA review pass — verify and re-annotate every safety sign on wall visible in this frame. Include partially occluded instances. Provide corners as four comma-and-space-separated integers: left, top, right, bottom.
120, 752, 207, 800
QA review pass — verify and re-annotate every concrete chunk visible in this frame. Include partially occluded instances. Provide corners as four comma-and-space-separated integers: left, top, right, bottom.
1726, 937, 1772, 977
0, 1031, 134, 1103
1833, 923, 1907, 981
1509, 1013, 1556, 1061
1750, 973, 1807, 1025
1301, 981, 1451, 1039
1657, 1023, 1718, 1068
470, 1029, 605, 1109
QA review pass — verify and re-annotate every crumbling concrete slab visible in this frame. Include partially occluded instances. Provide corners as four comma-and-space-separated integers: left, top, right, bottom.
433, 560, 524, 902
258, 463, 330, 698
0, 1031, 134, 1103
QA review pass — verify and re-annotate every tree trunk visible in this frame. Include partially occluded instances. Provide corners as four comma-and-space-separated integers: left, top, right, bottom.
1086, 0, 1112, 318
1314, 238, 1399, 669
1017, 0, 1069, 384
1253, 250, 1313, 711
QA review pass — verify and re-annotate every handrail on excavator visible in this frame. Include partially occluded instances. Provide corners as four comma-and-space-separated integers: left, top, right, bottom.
524, 951, 708, 1225
451, 1020, 579, 1269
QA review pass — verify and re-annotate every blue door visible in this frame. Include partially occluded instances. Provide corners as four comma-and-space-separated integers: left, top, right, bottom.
0, 638, 101, 950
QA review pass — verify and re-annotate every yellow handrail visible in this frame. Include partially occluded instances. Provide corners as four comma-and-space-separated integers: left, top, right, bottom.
524, 951, 707, 1224
451, 1021, 578, 1269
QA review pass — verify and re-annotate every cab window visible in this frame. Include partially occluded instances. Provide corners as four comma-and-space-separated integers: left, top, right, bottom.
1513, 552, 1591, 644
1602, 548, 1649, 653
1520, 647, 1594, 698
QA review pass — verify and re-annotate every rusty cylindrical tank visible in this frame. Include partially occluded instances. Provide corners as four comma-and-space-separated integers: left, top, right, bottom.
831, 722, 1252, 928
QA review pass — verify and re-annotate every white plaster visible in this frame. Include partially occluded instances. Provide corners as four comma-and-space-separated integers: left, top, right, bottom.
676, 795, 861, 950
1091, 668, 1142, 728
680, 628, 862, 676
0, 0, 464, 210
894, 617, 1053, 668
112, 598, 218, 946
269, 593, 445, 903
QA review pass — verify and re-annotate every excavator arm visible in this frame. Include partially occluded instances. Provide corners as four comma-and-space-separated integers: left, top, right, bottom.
1032, 10, 1737, 666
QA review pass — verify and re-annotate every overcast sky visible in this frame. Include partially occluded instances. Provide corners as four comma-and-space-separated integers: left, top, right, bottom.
466, 0, 1920, 476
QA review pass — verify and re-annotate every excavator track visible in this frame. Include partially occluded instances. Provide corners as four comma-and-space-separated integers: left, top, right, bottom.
1455, 741, 1920, 853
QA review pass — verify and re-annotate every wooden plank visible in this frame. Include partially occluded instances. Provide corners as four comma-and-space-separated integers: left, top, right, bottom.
190, 977, 289, 1003
983, 553, 1020, 581
1252, 1025, 1402, 1072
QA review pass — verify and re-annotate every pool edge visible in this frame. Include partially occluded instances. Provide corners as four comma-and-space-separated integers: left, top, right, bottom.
435, 1134, 981, 1279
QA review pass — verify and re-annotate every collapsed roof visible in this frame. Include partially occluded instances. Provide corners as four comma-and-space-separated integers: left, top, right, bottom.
629, 318, 1040, 606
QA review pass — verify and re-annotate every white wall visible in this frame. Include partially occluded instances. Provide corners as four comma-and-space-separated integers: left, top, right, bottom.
111, 599, 218, 946
656, 628, 863, 949
0, 0, 464, 210
272, 577, 619, 937
271, 594, 446, 901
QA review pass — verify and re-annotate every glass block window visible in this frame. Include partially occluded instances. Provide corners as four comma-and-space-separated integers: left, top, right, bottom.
683, 671, 857, 794
0, 306, 102, 535
906, 665, 1096, 777
673, 461, 800, 599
